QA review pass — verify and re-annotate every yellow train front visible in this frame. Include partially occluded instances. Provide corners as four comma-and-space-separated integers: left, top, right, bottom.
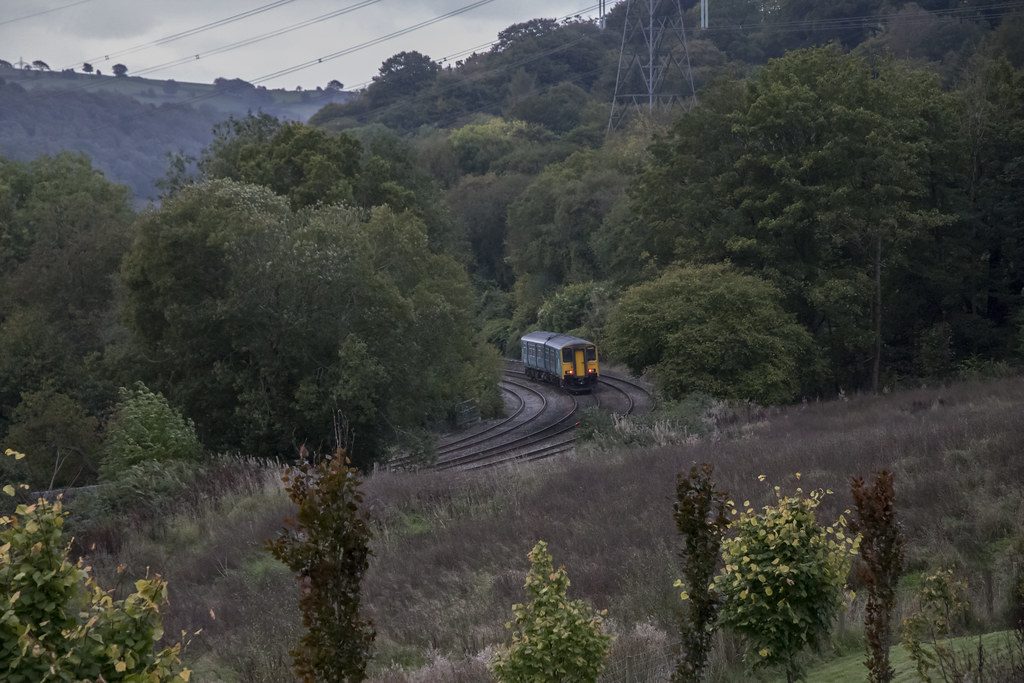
520, 331, 599, 393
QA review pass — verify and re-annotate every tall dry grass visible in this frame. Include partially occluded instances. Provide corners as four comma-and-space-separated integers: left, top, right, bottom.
68, 376, 1024, 681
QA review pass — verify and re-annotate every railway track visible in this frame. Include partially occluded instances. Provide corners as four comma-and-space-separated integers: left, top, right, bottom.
418, 362, 654, 472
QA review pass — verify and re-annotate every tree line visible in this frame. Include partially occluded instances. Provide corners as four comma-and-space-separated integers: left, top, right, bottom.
2, 1, 1023, 487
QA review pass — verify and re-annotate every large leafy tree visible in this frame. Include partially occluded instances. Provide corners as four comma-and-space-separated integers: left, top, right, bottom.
635, 46, 951, 392
923, 52, 1024, 363
506, 147, 635, 317
606, 263, 816, 403
198, 115, 454, 249
0, 153, 133, 438
121, 179, 482, 465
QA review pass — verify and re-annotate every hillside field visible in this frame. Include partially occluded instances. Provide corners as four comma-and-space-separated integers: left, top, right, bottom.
66, 374, 1024, 681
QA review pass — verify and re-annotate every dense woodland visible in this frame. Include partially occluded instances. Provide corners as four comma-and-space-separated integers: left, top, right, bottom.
2, 0, 1024, 490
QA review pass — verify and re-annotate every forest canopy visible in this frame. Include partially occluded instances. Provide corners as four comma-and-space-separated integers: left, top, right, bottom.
2, 0, 1023, 485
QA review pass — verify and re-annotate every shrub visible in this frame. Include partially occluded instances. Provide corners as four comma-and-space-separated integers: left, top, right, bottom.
850, 470, 906, 683
605, 263, 816, 404
101, 382, 202, 479
713, 477, 858, 682
6, 386, 99, 490
490, 540, 612, 683
900, 568, 969, 682
672, 463, 731, 682
265, 448, 375, 682
0, 449, 188, 682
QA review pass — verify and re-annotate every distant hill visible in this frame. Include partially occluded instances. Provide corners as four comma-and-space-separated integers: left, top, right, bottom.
0, 64, 353, 202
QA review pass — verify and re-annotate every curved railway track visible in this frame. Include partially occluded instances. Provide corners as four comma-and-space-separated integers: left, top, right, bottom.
417, 362, 654, 472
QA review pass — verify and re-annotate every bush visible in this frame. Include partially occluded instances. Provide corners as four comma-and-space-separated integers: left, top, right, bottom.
606, 263, 817, 404
490, 541, 612, 683
713, 478, 858, 682
0, 449, 188, 682
5, 386, 99, 490
265, 449, 375, 682
101, 382, 202, 479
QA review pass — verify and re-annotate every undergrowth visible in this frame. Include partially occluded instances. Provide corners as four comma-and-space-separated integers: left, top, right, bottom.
56, 375, 1024, 682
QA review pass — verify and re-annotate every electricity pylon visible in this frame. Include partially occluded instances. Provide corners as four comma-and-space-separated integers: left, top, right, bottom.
607, 0, 697, 131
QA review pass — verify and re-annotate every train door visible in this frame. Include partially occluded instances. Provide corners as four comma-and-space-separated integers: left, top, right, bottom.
573, 348, 586, 378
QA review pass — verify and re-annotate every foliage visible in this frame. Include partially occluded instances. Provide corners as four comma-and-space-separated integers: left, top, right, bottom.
506, 148, 632, 313
634, 46, 955, 392
535, 281, 613, 342
5, 385, 99, 490
198, 115, 455, 252
0, 152, 132, 438
265, 448, 375, 683
849, 470, 907, 683
121, 180, 480, 464
900, 569, 970, 682
0, 449, 189, 682
101, 382, 202, 480
713, 477, 859, 681
448, 117, 533, 176
672, 463, 731, 682
606, 263, 816, 403
490, 540, 612, 683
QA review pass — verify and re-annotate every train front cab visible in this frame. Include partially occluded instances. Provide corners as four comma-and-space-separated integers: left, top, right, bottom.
559, 342, 599, 393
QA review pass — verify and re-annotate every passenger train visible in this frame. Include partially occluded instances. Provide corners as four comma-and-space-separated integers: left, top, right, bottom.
520, 331, 599, 393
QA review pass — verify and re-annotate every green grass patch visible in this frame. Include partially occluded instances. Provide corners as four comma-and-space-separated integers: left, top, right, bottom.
798, 630, 1022, 682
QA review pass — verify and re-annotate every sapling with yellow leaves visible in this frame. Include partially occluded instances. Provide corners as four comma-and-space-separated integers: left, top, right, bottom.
1, 448, 190, 682
712, 474, 860, 683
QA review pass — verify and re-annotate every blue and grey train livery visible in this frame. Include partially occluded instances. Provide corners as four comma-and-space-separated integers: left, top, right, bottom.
520, 331, 599, 393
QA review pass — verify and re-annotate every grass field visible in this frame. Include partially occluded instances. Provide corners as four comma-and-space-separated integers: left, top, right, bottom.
64, 374, 1024, 681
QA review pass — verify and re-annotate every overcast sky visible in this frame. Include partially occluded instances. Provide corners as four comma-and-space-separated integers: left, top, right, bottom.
1, 0, 604, 90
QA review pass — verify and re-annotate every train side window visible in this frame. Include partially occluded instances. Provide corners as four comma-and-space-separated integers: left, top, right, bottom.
562, 348, 572, 363
586, 346, 596, 361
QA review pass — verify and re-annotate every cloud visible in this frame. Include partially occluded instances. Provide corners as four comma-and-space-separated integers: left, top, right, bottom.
1, 0, 600, 87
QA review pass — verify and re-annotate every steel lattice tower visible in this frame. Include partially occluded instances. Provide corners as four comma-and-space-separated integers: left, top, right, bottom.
607, 0, 697, 131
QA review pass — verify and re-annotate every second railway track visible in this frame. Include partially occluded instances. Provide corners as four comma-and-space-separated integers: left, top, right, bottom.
414, 363, 654, 472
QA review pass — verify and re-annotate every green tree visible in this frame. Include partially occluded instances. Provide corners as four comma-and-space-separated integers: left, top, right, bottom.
121, 180, 483, 464
634, 46, 951, 392
446, 171, 530, 287
265, 448, 374, 682
490, 541, 612, 683
714, 478, 858, 682
606, 263, 816, 403
535, 281, 613, 342
5, 386, 99, 490
0, 449, 188, 682
101, 382, 202, 480
506, 147, 633, 317
230, 121, 362, 210
196, 112, 284, 183
673, 463, 731, 683
0, 153, 132, 438
850, 470, 906, 683
448, 117, 533, 176
367, 51, 440, 109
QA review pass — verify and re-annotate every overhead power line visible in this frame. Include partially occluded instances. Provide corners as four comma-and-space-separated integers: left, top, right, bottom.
248, 0, 503, 85
130, 0, 387, 78
60, 0, 296, 71
0, 0, 92, 27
